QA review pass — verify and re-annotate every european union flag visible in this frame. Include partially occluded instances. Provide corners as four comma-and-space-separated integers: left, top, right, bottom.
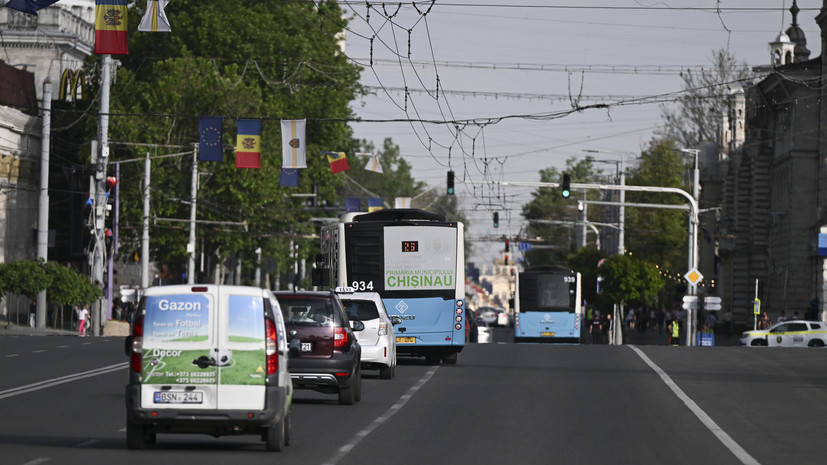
279, 168, 299, 187
5, 0, 61, 15
199, 116, 223, 161
345, 198, 360, 212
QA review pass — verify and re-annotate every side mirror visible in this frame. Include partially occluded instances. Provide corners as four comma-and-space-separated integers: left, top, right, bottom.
351, 320, 365, 332
288, 338, 302, 358
391, 316, 403, 326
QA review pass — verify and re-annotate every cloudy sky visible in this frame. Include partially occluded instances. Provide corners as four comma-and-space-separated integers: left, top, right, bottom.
341, 1, 821, 262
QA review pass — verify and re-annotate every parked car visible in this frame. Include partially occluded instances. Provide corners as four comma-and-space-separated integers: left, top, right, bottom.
740, 320, 827, 347
497, 309, 511, 327
465, 307, 478, 343
124, 285, 293, 451
274, 290, 364, 405
477, 318, 493, 343
338, 290, 401, 379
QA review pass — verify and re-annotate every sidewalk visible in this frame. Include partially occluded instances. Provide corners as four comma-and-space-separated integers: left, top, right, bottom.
623, 325, 741, 346
0, 321, 76, 336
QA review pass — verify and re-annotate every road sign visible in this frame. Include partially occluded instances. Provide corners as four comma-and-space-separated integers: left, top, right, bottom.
682, 295, 698, 310
704, 296, 722, 311
684, 268, 703, 287
753, 298, 761, 315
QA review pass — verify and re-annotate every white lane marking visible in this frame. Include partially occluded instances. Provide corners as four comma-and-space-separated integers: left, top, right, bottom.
33, 350, 46, 354
0, 363, 128, 400
322, 366, 439, 465
76, 439, 99, 447
629, 346, 761, 465
22, 458, 50, 465
5, 354, 20, 358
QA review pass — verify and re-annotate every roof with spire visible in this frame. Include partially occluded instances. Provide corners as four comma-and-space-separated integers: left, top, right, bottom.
785, 0, 811, 61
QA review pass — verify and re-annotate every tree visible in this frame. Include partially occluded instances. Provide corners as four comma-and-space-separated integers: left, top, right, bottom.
81, 1, 365, 283
344, 138, 426, 204
567, 247, 608, 310
44, 262, 102, 308
521, 156, 607, 265
594, 254, 664, 314
659, 48, 754, 148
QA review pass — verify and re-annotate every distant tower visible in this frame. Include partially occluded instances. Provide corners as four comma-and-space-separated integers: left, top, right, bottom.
785, 0, 811, 62
770, 31, 795, 66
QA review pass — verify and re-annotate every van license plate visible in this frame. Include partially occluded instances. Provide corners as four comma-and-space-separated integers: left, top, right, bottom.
396, 337, 416, 344
154, 391, 203, 404
541, 332, 555, 337
300, 342, 313, 352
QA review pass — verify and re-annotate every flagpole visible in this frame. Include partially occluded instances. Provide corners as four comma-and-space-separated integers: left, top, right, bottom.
187, 145, 198, 284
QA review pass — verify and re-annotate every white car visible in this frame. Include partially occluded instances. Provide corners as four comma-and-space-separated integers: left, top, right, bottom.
338, 291, 401, 379
497, 310, 511, 327
740, 320, 827, 347
477, 319, 493, 343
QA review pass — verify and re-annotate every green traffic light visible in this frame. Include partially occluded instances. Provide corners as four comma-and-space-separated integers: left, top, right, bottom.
562, 189, 570, 198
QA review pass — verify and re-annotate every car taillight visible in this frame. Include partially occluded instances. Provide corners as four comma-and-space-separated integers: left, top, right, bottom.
378, 322, 388, 336
265, 319, 278, 375
130, 316, 144, 373
334, 326, 348, 348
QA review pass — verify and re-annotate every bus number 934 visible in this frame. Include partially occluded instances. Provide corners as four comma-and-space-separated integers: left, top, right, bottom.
351, 281, 374, 291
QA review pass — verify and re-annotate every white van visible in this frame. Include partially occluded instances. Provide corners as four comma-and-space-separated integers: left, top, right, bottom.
125, 285, 294, 451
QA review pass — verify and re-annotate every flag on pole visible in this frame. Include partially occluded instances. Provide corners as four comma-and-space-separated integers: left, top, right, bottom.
345, 198, 360, 212
394, 197, 412, 208
280, 168, 299, 187
4, 0, 61, 15
138, 0, 171, 32
95, 0, 129, 55
322, 151, 350, 174
281, 119, 306, 169
357, 152, 383, 173
198, 116, 223, 161
235, 119, 262, 169
368, 198, 384, 212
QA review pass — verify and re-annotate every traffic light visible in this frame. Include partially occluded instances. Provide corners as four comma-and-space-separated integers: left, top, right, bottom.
447, 170, 455, 195
504, 239, 509, 252
561, 173, 571, 198
493, 212, 499, 228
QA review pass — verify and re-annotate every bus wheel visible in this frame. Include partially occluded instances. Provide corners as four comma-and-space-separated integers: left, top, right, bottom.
442, 352, 457, 365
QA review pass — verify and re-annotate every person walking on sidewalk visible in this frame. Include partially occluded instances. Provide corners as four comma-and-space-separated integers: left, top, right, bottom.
667, 317, 680, 346
76, 305, 89, 337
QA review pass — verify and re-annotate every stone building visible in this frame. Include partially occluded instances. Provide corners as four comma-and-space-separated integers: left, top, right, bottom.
717, 0, 827, 323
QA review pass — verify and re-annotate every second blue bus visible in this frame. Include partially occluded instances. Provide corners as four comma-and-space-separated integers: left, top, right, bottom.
513, 265, 582, 343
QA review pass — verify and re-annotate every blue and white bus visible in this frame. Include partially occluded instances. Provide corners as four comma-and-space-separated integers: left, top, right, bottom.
316, 209, 466, 364
513, 265, 582, 343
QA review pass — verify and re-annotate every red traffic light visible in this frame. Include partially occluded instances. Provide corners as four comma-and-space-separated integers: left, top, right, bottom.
106, 176, 118, 189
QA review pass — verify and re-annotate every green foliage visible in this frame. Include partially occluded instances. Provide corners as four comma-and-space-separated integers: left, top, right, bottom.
566, 247, 608, 309
82, 1, 364, 282
0, 260, 51, 299
345, 138, 426, 202
44, 262, 102, 307
522, 156, 608, 265
624, 138, 688, 271
595, 254, 664, 309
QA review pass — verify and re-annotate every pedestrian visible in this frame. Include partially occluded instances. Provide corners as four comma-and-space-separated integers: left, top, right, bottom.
777, 310, 787, 323
657, 308, 665, 334
667, 317, 680, 346
722, 309, 733, 336
76, 305, 89, 337
759, 311, 771, 329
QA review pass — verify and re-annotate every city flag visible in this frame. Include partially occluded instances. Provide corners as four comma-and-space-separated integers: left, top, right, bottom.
357, 152, 383, 173
345, 198, 360, 212
4, 0, 61, 15
95, 0, 128, 55
280, 168, 299, 187
198, 116, 223, 162
322, 151, 350, 174
368, 198, 384, 212
138, 0, 170, 32
281, 119, 306, 169
394, 197, 412, 208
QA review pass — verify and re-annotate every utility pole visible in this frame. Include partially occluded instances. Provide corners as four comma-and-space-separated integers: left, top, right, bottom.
35, 81, 51, 329
91, 54, 113, 336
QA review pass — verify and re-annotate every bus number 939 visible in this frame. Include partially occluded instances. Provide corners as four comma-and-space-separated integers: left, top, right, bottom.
351, 281, 374, 291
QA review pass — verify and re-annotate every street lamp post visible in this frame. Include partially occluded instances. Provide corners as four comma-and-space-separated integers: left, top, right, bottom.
680, 148, 701, 346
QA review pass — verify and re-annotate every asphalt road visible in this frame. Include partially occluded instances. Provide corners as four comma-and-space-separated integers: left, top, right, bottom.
1, 328, 826, 465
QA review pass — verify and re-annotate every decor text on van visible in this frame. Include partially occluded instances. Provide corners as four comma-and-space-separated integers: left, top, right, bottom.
158, 300, 203, 311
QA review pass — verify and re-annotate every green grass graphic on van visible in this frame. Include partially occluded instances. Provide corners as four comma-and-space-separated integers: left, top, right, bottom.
142, 349, 266, 385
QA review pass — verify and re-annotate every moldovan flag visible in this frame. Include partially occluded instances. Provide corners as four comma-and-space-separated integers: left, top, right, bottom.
357, 152, 383, 173
368, 198, 384, 212
280, 168, 299, 187
4, 0, 62, 15
138, 0, 171, 32
281, 119, 306, 169
323, 151, 350, 174
198, 116, 223, 162
235, 119, 262, 169
95, 0, 128, 55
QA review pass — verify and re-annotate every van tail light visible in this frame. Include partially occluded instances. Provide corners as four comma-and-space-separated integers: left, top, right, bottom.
265, 319, 278, 375
334, 326, 348, 348
130, 317, 144, 373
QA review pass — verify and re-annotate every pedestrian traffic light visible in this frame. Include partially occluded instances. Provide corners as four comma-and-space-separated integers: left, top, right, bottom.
493, 212, 499, 228
561, 173, 571, 198
504, 239, 509, 252
447, 170, 455, 195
